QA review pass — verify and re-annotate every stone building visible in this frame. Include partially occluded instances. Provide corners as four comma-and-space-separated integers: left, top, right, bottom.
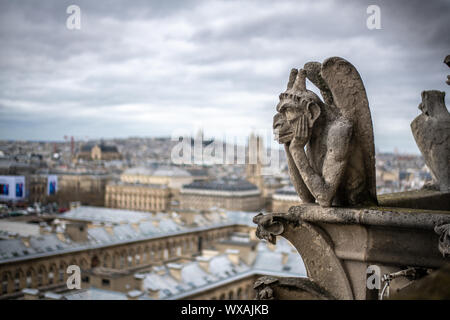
120, 166, 207, 189
0, 206, 255, 299
77, 143, 121, 161
105, 166, 209, 212
105, 183, 171, 212
180, 179, 263, 212
27, 237, 303, 300
0, 208, 304, 301
27, 175, 47, 204
50, 172, 112, 207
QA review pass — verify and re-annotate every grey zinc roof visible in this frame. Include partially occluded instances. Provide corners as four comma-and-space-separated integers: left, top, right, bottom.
208, 255, 249, 277
123, 167, 154, 175
159, 219, 183, 232
29, 234, 72, 253
0, 221, 40, 237
183, 179, 258, 191
88, 228, 113, 244
274, 185, 298, 195
123, 165, 191, 177
180, 263, 211, 287
112, 225, 137, 241
224, 211, 256, 226
138, 221, 160, 235
64, 288, 127, 300
152, 166, 191, 177
0, 207, 257, 264
253, 239, 307, 276
0, 238, 34, 260
0, 233, 78, 261
140, 238, 307, 300
61, 206, 152, 224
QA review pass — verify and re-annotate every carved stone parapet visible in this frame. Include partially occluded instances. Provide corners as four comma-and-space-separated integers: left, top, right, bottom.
253, 204, 450, 300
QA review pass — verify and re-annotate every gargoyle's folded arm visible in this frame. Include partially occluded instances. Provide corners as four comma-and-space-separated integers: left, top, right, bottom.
290, 122, 352, 206
285, 145, 315, 203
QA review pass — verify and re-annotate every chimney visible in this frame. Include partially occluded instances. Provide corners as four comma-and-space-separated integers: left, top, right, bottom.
69, 201, 81, 210
226, 249, 240, 266
21, 236, 31, 248
127, 290, 143, 300
56, 231, 66, 242
22, 288, 39, 300
134, 274, 145, 291
152, 266, 166, 276
202, 249, 219, 259
196, 256, 211, 272
147, 289, 160, 299
39, 222, 50, 235
281, 251, 289, 265
167, 263, 183, 281
104, 223, 114, 235
65, 222, 88, 242
131, 222, 140, 232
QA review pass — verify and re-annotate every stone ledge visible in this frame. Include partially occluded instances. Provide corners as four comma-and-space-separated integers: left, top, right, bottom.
287, 204, 450, 230
378, 190, 450, 211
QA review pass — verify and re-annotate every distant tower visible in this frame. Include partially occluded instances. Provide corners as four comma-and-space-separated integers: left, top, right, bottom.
71, 136, 75, 159
246, 133, 265, 192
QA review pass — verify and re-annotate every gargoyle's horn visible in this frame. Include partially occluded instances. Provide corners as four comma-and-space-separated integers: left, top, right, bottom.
292, 69, 307, 92
287, 69, 298, 90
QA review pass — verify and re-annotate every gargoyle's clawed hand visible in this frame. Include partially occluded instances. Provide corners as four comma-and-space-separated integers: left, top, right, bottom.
290, 115, 310, 148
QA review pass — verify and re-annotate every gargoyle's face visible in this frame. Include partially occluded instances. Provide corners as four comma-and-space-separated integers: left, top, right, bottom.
273, 111, 294, 144
274, 95, 321, 144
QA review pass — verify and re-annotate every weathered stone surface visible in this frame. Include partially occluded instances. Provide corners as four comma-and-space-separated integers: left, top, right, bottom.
411, 90, 450, 193
273, 57, 377, 207
389, 263, 450, 300
253, 276, 335, 300
254, 204, 450, 300
378, 189, 450, 211
435, 223, 450, 257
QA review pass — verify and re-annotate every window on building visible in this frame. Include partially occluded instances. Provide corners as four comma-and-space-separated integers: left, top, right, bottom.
2, 274, 8, 294
37, 270, 43, 286
26, 271, 32, 288
14, 273, 20, 292
102, 279, 110, 286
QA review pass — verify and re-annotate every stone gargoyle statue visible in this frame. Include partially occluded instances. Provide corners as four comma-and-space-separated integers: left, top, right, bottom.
273, 57, 378, 207
411, 90, 450, 193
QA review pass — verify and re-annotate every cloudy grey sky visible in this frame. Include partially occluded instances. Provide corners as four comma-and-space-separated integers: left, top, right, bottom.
0, 0, 449, 153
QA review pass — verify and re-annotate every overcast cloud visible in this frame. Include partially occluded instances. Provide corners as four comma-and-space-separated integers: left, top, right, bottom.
0, 0, 449, 153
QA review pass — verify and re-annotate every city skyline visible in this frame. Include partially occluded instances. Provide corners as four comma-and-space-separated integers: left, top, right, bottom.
0, 0, 449, 154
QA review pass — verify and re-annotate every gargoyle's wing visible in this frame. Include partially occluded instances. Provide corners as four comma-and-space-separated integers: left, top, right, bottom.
320, 57, 377, 203
304, 61, 333, 106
